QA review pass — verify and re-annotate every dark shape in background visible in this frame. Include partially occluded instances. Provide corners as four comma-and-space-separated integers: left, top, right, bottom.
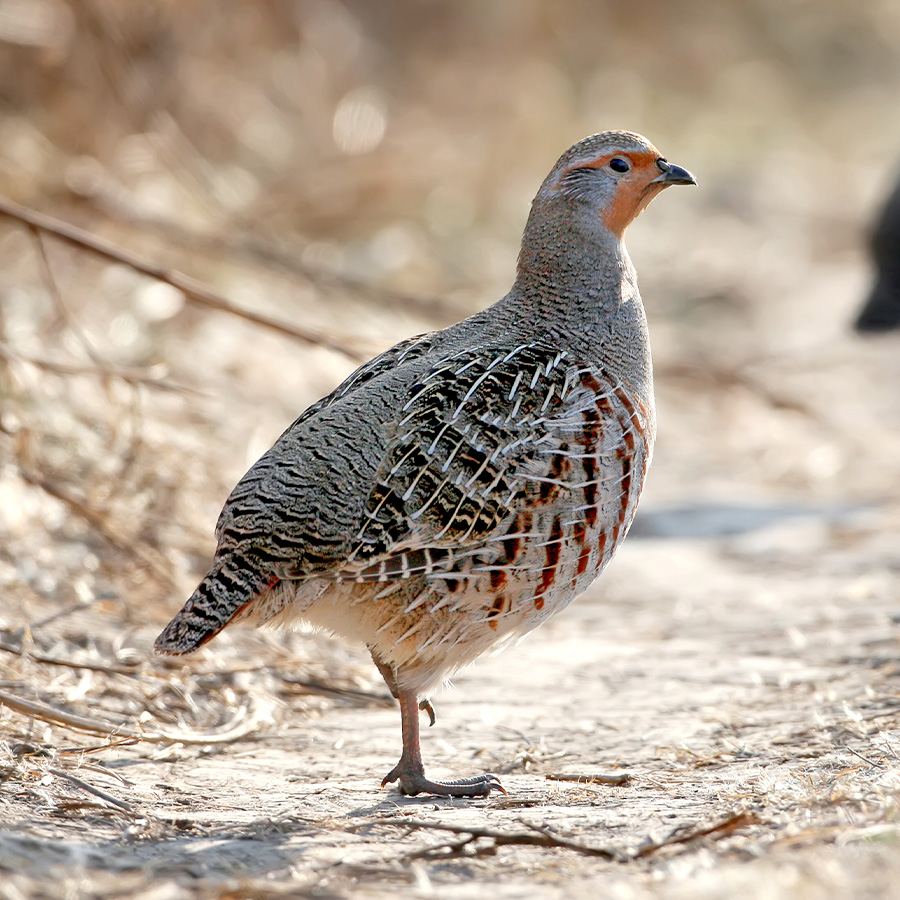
855, 170, 900, 331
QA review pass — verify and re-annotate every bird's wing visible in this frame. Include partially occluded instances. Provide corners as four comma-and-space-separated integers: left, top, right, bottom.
215, 340, 638, 586
213, 330, 437, 546
328, 341, 634, 583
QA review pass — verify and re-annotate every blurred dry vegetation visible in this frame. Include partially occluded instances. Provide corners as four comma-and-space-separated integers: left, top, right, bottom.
2, 1, 900, 898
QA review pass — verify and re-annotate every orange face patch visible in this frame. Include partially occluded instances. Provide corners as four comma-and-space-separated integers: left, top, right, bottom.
559, 149, 667, 238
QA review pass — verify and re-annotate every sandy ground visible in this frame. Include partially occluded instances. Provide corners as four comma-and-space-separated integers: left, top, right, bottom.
3, 46, 900, 888
3, 407, 900, 898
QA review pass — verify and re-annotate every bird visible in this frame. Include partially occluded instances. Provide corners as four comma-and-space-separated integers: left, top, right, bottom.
155, 131, 696, 797
855, 169, 900, 332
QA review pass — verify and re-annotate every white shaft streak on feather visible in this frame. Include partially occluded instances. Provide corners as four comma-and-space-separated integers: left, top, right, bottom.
472, 562, 538, 574
430, 490, 485, 543
536, 446, 615, 460
407, 473, 452, 521
454, 507, 496, 545
373, 606, 405, 633
425, 420, 456, 456
502, 343, 535, 364
371, 581, 405, 601
451, 368, 495, 419
400, 455, 437, 502
428, 570, 483, 582
353, 486, 398, 539
462, 451, 498, 490
404, 589, 438, 613
400, 384, 429, 414
516, 473, 574, 491
478, 467, 516, 500
452, 356, 482, 378
485, 530, 544, 542
565, 471, 628, 491
440, 435, 468, 473
507, 369, 525, 401
540, 384, 557, 413
388, 443, 421, 478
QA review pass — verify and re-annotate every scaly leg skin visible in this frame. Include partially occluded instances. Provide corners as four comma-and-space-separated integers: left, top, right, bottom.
370, 649, 436, 726
381, 688, 505, 798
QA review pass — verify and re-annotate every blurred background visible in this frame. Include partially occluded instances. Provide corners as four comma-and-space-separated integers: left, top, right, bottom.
2, 0, 900, 646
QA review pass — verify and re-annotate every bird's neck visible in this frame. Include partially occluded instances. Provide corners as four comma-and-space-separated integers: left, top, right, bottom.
511, 214, 643, 336
483, 207, 653, 402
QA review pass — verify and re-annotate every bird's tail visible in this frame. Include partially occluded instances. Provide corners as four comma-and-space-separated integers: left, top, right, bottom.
154, 553, 274, 654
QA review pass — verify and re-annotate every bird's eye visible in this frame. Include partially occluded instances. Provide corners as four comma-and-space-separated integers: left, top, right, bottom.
609, 157, 630, 173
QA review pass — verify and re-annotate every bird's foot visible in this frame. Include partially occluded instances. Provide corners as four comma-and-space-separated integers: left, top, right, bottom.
381, 761, 505, 797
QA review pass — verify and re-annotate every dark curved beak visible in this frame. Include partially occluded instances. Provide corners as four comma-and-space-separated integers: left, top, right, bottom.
652, 160, 696, 186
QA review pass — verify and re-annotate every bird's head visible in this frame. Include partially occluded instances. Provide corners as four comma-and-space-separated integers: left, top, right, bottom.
535, 130, 696, 241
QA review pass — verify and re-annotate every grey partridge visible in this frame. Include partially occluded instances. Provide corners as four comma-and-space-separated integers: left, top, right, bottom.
156, 131, 696, 797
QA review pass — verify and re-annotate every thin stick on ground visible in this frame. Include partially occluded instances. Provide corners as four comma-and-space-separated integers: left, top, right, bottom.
99, 198, 463, 324
350, 818, 620, 860
0, 195, 367, 362
352, 811, 759, 864
48, 768, 135, 812
632, 811, 760, 859
56, 738, 140, 756
545, 771, 632, 785
29, 226, 105, 365
0, 635, 141, 676
0, 688, 144, 739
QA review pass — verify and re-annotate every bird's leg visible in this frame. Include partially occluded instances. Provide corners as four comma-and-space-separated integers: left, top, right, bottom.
380, 687, 505, 798
370, 648, 435, 725
369, 649, 502, 796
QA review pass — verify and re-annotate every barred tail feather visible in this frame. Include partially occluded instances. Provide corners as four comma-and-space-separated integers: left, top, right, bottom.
154, 554, 273, 654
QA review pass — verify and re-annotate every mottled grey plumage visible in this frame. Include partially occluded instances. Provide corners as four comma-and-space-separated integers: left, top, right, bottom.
156, 131, 695, 796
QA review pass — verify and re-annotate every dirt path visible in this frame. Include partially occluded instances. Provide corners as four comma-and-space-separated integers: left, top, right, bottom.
3, 493, 900, 899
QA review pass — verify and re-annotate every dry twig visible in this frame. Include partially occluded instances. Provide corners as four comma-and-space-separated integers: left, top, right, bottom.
545, 772, 632, 785
351, 817, 619, 860
0, 195, 366, 362
29, 226, 105, 365
96, 197, 463, 324
48, 767, 135, 812
632, 811, 759, 859
0, 688, 143, 739
0, 341, 196, 394
0, 636, 140, 676
843, 745, 886, 769
17, 468, 175, 589
352, 810, 758, 864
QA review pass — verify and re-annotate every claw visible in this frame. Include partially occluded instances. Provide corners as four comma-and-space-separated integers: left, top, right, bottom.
418, 698, 436, 726
485, 774, 507, 795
